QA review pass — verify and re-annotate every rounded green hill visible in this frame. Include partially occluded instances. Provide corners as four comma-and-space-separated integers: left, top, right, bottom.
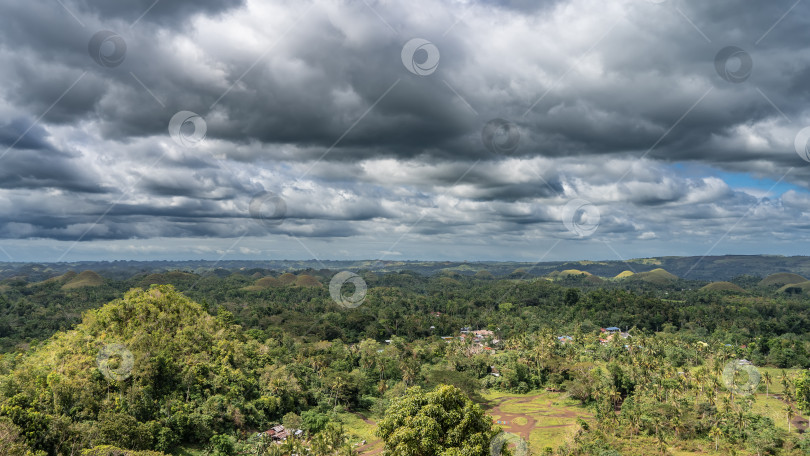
759, 273, 807, 287
777, 280, 810, 294
61, 270, 104, 290
629, 268, 678, 285
699, 281, 747, 293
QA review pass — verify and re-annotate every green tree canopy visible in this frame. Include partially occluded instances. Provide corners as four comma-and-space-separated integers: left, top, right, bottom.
376, 385, 498, 456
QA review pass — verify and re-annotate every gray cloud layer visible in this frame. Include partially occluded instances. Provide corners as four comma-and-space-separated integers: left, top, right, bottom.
1, 0, 809, 261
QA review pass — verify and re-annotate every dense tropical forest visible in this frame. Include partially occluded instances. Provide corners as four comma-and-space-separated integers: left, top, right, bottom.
3, 260, 810, 455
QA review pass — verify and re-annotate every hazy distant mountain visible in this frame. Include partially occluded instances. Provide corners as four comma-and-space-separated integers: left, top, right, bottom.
3, 255, 810, 282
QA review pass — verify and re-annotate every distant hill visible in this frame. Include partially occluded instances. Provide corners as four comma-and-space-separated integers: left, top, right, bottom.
7, 255, 810, 282
438, 276, 462, 286
278, 273, 297, 285
243, 273, 322, 291
138, 271, 197, 287
29, 270, 78, 287
549, 269, 590, 278
253, 276, 284, 288
759, 273, 807, 287
244, 276, 283, 291
474, 270, 494, 280
700, 281, 747, 293
294, 274, 322, 288
777, 280, 810, 294
615, 270, 634, 279
561, 269, 591, 276
54, 270, 78, 282
548, 269, 604, 284
628, 268, 678, 285
62, 270, 104, 290
584, 275, 604, 284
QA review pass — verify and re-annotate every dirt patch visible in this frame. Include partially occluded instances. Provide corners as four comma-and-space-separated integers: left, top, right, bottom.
487, 394, 585, 439
354, 412, 375, 426
356, 439, 384, 456
491, 411, 538, 439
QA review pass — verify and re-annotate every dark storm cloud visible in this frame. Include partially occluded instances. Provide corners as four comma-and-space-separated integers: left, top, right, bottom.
0, 119, 105, 193
478, 0, 564, 13
3, 0, 809, 166
0, 152, 105, 193
73, 0, 245, 27
0, 118, 56, 153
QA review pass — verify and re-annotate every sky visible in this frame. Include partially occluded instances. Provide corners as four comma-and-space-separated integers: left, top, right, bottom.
1, 0, 810, 263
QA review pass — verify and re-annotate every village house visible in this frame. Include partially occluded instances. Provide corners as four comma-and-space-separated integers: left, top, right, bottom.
600, 327, 630, 343
263, 425, 303, 443
471, 329, 494, 340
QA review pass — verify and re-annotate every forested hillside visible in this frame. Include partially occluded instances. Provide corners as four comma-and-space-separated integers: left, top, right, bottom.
4, 269, 810, 454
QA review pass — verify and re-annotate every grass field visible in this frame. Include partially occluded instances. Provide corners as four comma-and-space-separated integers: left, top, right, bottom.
481, 390, 591, 453
339, 411, 380, 443
757, 367, 800, 395
751, 394, 794, 430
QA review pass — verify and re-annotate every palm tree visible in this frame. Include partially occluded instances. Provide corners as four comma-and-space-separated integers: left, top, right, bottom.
763, 371, 772, 398
781, 370, 790, 398
671, 415, 681, 439
265, 443, 286, 456
281, 436, 305, 456
711, 375, 722, 402
709, 426, 723, 451
786, 403, 794, 433
609, 389, 622, 409
330, 376, 346, 408
735, 408, 746, 432
731, 365, 744, 401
